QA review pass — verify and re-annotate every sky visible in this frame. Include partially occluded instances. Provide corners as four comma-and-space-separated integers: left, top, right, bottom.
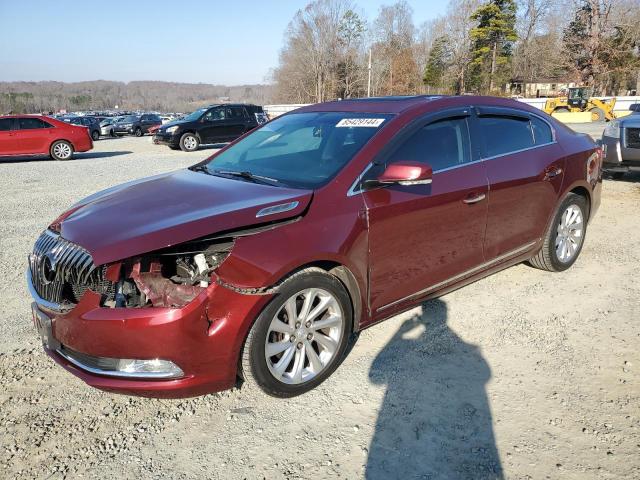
0, 0, 448, 85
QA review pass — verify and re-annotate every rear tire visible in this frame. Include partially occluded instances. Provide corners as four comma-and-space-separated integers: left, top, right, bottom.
179, 133, 199, 152
50, 140, 73, 161
240, 268, 353, 398
529, 193, 588, 272
590, 107, 606, 122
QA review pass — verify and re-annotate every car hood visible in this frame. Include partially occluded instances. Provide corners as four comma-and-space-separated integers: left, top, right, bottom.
59, 169, 312, 265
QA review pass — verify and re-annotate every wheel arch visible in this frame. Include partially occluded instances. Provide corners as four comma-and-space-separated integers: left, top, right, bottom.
271, 260, 363, 332
49, 138, 75, 152
568, 185, 591, 220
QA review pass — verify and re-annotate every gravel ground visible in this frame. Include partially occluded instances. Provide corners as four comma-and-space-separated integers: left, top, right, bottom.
1, 132, 639, 479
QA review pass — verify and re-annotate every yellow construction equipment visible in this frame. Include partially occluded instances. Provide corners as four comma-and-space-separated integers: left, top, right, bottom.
543, 87, 616, 122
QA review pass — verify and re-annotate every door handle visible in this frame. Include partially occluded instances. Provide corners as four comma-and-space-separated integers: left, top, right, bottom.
544, 166, 563, 180
462, 193, 486, 204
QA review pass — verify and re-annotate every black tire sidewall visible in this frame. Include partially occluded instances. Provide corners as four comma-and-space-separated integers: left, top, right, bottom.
135, 127, 142, 137
547, 194, 588, 271
92, 130, 100, 141
247, 272, 353, 397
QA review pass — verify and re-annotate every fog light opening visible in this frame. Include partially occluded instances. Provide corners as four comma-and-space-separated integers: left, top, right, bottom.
116, 358, 184, 378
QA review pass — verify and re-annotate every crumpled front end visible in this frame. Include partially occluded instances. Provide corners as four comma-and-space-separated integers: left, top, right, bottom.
27, 228, 274, 398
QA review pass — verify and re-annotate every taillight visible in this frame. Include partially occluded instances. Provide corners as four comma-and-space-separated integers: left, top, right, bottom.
586, 149, 601, 182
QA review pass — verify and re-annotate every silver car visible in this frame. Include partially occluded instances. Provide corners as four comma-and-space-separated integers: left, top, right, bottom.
99, 117, 122, 137
601, 104, 640, 179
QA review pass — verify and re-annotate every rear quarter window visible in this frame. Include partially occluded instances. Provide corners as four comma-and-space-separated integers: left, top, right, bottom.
531, 116, 553, 145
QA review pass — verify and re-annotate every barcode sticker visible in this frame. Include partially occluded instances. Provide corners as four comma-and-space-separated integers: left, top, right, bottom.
336, 118, 385, 128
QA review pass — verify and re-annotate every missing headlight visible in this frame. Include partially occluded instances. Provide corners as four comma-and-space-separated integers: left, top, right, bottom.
109, 240, 234, 308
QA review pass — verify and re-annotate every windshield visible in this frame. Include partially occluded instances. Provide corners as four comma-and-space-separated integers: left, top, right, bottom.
181, 108, 208, 122
199, 112, 391, 189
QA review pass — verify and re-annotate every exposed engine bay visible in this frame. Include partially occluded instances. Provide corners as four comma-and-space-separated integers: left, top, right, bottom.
107, 240, 234, 308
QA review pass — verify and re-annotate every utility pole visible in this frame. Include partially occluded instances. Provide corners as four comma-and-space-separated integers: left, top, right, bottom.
367, 48, 372, 97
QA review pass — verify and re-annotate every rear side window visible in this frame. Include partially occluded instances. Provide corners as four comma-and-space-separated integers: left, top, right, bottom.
479, 116, 534, 157
227, 107, 245, 119
0, 118, 13, 131
388, 117, 471, 172
18, 118, 52, 130
531, 116, 553, 145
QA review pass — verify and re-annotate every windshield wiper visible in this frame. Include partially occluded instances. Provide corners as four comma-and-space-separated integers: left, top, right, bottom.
189, 164, 214, 175
214, 170, 280, 185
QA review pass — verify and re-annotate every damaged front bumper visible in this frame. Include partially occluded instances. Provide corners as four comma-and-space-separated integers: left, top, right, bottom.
28, 270, 272, 398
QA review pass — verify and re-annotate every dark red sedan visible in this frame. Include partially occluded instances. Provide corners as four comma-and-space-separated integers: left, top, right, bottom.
27, 96, 602, 398
0, 114, 93, 160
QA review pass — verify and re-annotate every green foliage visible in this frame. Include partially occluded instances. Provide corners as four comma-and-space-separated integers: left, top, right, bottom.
468, 0, 517, 93
423, 36, 451, 89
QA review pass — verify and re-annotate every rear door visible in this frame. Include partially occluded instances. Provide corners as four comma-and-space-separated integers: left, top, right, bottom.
0, 117, 19, 155
14, 117, 55, 154
199, 107, 229, 143
225, 106, 250, 139
472, 107, 565, 259
363, 109, 489, 317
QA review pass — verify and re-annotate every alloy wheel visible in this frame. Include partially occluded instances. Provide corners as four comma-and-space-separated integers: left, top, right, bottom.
265, 288, 344, 385
53, 142, 72, 159
184, 135, 197, 151
555, 204, 583, 263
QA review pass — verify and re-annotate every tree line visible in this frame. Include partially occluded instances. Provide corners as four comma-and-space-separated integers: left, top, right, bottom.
0, 81, 272, 114
272, 0, 640, 102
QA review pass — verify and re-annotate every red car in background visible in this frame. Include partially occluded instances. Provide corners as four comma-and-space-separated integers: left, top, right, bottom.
27, 96, 602, 399
0, 115, 93, 160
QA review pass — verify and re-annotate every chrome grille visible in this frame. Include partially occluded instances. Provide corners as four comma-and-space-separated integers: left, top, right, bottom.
626, 128, 640, 149
28, 230, 115, 306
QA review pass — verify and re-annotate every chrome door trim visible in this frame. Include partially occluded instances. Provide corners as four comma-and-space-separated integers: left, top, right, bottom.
376, 241, 537, 313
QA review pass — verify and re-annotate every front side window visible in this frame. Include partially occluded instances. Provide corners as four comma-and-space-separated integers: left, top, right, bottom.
197, 112, 391, 189
18, 118, 51, 130
203, 108, 226, 121
478, 116, 534, 158
0, 118, 13, 131
387, 117, 471, 172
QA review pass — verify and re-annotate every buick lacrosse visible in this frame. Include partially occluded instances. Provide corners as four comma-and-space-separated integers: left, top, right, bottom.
27, 95, 602, 398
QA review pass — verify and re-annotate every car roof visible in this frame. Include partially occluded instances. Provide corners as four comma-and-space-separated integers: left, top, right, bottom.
294, 95, 547, 116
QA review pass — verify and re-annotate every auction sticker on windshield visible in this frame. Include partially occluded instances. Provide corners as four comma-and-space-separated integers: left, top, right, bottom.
336, 118, 385, 128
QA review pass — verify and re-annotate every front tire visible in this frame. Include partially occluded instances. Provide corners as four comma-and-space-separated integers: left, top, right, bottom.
590, 107, 606, 122
50, 140, 73, 161
179, 133, 199, 152
134, 127, 143, 137
529, 193, 588, 272
240, 268, 353, 397
91, 130, 100, 141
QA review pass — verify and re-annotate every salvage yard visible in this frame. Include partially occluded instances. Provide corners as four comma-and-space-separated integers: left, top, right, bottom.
1, 132, 639, 479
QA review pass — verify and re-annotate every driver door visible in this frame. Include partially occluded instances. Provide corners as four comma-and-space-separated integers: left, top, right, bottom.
363, 110, 489, 318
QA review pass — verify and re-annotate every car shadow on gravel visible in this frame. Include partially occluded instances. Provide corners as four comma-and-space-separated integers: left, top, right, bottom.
0, 151, 132, 163
366, 299, 503, 480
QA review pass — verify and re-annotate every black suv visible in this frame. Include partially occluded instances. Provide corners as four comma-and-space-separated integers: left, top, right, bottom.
63, 116, 101, 141
154, 104, 268, 151
113, 114, 162, 137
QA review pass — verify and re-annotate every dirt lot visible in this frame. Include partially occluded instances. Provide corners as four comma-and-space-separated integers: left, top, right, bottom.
1, 130, 638, 479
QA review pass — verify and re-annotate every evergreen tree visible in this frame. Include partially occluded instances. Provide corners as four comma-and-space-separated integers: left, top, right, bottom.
468, 0, 518, 94
423, 36, 451, 91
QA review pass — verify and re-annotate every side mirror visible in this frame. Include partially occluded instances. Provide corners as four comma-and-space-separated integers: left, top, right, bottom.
364, 161, 433, 189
